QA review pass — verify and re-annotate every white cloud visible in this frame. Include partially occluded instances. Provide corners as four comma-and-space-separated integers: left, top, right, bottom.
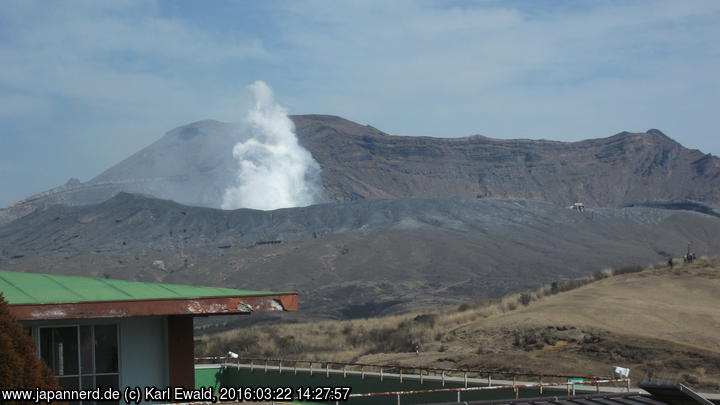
271, 0, 720, 151
0, 1, 269, 105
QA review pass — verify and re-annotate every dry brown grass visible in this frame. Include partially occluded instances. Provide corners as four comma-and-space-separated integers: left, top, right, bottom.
198, 257, 720, 391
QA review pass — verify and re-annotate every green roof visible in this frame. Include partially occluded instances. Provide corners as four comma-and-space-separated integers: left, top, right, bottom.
0, 270, 280, 305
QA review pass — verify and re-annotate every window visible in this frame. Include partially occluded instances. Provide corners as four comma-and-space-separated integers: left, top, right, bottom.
38, 324, 119, 396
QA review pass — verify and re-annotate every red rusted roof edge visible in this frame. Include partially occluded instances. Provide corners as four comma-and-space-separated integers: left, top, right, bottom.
9, 293, 298, 321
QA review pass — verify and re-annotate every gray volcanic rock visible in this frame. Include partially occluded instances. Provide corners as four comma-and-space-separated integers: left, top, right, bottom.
90, 120, 246, 206
2, 193, 719, 321
2, 115, 720, 225
294, 117, 720, 206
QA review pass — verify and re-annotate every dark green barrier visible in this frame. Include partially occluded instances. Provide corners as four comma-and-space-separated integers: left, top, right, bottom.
196, 365, 567, 404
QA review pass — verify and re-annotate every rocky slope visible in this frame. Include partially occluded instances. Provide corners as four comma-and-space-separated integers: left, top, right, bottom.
295, 116, 720, 206
2, 193, 719, 321
2, 115, 719, 224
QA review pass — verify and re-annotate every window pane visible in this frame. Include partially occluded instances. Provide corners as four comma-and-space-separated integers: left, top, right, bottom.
39, 328, 53, 369
58, 376, 79, 390
95, 374, 118, 390
80, 326, 93, 374
52, 327, 79, 376
81, 375, 95, 390
96, 374, 119, 405
58, 376, 81, 405
94, 325, 118, 374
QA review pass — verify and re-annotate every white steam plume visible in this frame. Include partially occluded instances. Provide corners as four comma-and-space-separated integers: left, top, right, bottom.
221, 81, 322, 210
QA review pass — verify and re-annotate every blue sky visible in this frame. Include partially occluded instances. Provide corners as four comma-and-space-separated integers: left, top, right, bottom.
1, 0, 719, 207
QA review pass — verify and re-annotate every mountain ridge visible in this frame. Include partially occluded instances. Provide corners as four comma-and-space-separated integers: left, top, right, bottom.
2, 114, 719, 225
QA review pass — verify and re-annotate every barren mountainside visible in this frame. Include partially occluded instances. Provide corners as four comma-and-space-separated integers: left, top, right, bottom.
2, 193, 720, 321
2, 115, 719, 224
3, 115, 720, 322
295, 116, 720, 206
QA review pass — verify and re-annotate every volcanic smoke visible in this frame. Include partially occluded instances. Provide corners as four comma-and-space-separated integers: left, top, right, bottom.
221, 81, 322, 210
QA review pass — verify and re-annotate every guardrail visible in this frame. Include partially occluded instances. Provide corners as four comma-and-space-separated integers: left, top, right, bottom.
195, 355, 632, 393
348, 379, 632, 405
182, 378, 631, 405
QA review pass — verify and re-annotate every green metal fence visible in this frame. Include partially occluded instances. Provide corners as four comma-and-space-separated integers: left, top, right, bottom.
195, 362, 627, 404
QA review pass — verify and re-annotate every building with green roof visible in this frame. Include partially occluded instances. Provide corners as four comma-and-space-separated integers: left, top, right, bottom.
0, 270, 297, 398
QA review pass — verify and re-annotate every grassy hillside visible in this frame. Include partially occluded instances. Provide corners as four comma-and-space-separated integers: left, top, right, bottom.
198, 257, 720, 391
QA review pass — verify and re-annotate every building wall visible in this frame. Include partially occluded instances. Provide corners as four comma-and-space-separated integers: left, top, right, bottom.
119, 316, 168, 391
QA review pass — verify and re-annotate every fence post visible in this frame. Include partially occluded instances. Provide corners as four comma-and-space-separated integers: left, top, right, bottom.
264, 359, 268, 373
420, 370, 424, 384
250, 360, 254, 373
361, 366, 364, 380
380, 367, 384, 382
326, 363, 330, 378
487, 374, 491, 387
396, 393, 401, 405
539, 375, 543, 395
343, 365, 347, 378
464, 372, 467, 388
400, 368, 403, 383
457, 391, 461, 403
310, 362, 313, 376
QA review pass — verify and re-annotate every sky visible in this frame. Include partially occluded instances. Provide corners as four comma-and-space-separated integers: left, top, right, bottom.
1, 0, 719, 207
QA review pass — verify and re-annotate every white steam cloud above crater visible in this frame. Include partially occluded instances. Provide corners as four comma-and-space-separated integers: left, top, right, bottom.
221, 81, 322, 211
